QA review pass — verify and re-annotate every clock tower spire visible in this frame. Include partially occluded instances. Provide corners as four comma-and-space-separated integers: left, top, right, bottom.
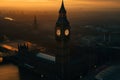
55, 0, 71, 45
59, 0, 66, 14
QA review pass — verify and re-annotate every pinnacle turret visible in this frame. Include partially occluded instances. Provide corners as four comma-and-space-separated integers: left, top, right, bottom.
56, 0, 69, 25
59, 0, 66, 14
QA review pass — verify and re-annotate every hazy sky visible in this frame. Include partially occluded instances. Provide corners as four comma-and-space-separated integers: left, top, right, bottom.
0, 0, 120, 11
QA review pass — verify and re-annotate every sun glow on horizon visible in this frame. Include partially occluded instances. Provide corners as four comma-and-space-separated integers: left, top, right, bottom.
0, 0, 120, 11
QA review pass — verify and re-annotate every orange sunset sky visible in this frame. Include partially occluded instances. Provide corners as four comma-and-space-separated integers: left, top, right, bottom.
0, 0, 120, 11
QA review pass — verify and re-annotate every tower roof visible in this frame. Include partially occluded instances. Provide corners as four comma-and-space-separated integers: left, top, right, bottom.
59, 0, 66, 13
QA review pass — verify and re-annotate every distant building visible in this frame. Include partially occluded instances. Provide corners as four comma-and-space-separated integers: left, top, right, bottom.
33, 15, 38, 30
0, 34, 9, 42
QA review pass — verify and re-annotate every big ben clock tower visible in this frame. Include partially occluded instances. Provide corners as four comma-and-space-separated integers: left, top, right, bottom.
55, 0, 71, 47
55, 0, 71, 79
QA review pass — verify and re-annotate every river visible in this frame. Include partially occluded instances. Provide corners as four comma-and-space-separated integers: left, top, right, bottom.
0, 64, 19, 80
0, 63, 43, 80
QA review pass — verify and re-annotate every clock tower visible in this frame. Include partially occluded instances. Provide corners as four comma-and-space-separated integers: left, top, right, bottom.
55, 0, 71, 79
55, 0, 71, 47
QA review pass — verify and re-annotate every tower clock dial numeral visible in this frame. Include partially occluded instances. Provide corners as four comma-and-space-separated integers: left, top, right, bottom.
56, 29, 61, 36
65, 29, 69, 36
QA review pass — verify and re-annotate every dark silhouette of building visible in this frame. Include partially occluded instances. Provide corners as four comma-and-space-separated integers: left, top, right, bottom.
33, 16, 38, 30
18, 43, 29, 54
55, 0, 71, 79
55, 0, 70, 43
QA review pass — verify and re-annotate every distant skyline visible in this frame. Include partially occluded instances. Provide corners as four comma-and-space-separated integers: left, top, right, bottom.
0, 0, 120, 11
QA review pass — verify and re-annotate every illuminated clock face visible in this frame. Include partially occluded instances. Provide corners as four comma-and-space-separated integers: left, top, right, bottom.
56, 29, 61, 36
65, 29, 69, 36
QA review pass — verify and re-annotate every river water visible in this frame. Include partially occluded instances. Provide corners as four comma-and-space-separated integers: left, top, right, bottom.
0, 60, 42, 80
0, 64, 19, 80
